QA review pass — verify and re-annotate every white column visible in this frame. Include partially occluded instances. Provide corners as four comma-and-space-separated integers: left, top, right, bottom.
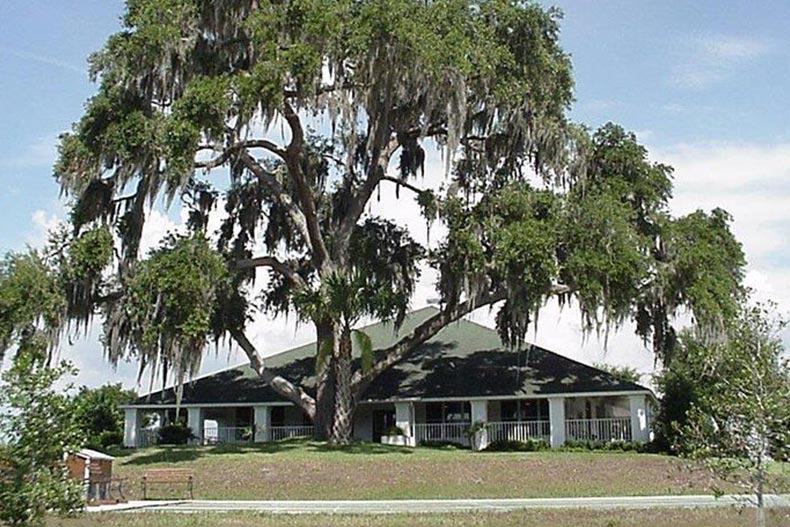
394, 402, 415, 446
187, 407, 204, 445
548, 397, 566, 448
470, 400, 489, 451
123, 408, 140, 448
254, 405, 272, 442
629, 394, 649, 442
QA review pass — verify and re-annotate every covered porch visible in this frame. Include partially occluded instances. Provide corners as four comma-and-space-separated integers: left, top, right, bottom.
122, 403, 315, 447
352, 393, 650, 450
123, 393, 650, 450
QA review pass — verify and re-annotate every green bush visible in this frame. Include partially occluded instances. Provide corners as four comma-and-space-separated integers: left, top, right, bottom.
559, 440, 650, 452
483, 438, 550, 452
465, 421, 490, 438
384, 426, 405, 436
97, 430, 124, 448
419, 440, 467, 449
158, 424, 194, 445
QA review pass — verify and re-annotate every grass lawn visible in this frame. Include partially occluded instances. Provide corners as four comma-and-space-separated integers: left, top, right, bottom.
49, 508, 790, 527
101, 439, 756, 501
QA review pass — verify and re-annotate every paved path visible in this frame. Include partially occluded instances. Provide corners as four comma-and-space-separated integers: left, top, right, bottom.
89, 494, 790, 514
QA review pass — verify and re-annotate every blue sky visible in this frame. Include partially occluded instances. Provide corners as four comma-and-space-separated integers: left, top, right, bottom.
1, 1, 789, 388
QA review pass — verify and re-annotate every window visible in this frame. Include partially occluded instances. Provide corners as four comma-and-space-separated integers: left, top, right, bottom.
426, 402, 443, 423
445, 402, 471, 423
424, 402, 471, 423
500, 399, 549, 422
271, 406, 285, 427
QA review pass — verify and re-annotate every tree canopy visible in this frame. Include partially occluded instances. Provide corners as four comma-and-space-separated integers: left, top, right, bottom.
0, 0, 746, 444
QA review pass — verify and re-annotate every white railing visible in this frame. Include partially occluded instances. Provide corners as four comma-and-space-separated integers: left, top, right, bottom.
270, 425, 314, 441
487, 420, 550, 443
203, 426, 254, 445
565, 418, 632, 442
414, 422, 471, 447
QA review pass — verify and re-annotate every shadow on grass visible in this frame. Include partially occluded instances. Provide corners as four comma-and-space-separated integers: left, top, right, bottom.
115, 438, 416, 466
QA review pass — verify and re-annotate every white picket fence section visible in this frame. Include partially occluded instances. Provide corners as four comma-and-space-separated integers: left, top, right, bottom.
565, 417, 632, 442
487, 420, 550, 443
270, 425, 314, 441
413, 422, 471, 447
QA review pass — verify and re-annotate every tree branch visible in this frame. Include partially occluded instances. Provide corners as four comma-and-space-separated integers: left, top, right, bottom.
236, 255, 307, 289
194, 139, 287, 170
335, 135, 400, 251
282, 101, 331, 271
283, 82, 360, 99
336, 123, 448, 253
237, 151, 315, 251
351, 283, 573, 397
351, 290, 507, 396
379, 175, 427, 196
229, 327, 316, 418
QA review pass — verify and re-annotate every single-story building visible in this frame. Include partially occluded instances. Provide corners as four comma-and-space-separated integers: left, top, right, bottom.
122, 307, 654, 450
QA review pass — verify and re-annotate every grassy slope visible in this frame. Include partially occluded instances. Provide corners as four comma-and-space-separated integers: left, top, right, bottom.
106, 439, 735, 501
50, 508, 790, 527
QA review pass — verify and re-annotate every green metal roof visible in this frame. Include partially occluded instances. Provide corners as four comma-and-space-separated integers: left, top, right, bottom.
133, 307, 650, 406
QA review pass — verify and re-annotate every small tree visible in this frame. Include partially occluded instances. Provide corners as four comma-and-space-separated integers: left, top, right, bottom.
682, 304, 790, 527
652, 333, 715, 452
0, 343, 85, 527
593, 363, 641, 385
72, 384, 138, 449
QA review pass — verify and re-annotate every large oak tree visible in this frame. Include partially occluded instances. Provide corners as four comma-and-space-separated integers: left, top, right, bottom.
0, 0, 745, 444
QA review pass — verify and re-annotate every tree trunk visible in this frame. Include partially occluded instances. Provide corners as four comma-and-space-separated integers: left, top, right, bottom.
329, 324, 355, 446
756, 451, 766, 527
312, 318, 336, 440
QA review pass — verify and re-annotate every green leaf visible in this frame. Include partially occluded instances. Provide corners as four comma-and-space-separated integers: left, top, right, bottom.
353, 330, 373, 373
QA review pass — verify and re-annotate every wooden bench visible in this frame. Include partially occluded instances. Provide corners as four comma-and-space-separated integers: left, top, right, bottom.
142, 469, 194, 500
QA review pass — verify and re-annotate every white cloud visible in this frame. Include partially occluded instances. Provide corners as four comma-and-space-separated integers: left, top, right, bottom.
669, 35, 773, 90
701, 35, 772, 61
0, 46, 84, 75
1, 133, 62, 170
655, 141, 790, 265
634, 129, 654, 143
27, 209, 63, 247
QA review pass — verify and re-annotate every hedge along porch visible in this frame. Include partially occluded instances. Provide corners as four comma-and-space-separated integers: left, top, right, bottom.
122, 308, 653, 450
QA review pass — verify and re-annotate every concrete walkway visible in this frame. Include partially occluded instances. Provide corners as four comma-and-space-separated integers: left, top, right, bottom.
88, 494, 790, 514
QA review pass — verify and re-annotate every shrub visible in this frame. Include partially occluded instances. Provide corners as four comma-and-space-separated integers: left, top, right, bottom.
384, 426, 405, 436
158, 424, 194, 445
483, 438, 550, 452
560, 440, 649, 452
465, 421, 489, 438
97, 430, 124, 449
419, 440, 467, 449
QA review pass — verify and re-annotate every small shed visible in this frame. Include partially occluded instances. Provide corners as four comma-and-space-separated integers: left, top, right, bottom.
66, 449, 120, 503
